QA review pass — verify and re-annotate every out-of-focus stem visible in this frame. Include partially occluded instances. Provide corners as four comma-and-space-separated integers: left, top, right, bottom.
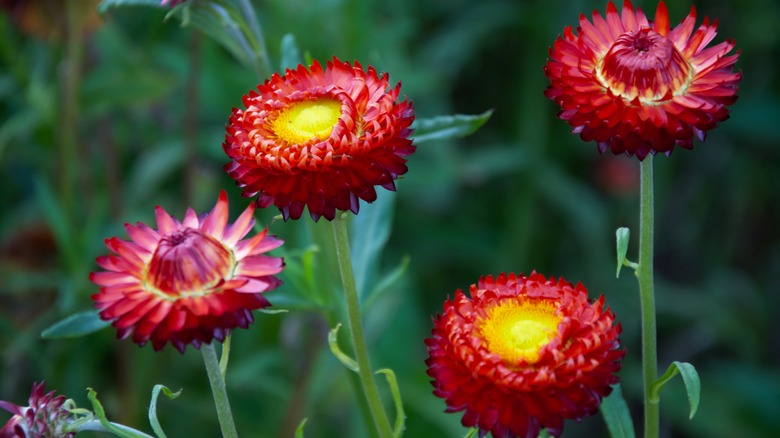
60, 1, 84, 222
183, 31, 202, 206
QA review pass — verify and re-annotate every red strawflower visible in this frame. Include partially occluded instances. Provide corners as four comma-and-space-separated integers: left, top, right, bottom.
425, 272, 624, 438
223, 57, 415, 221
544, 0, 741, 159
0, 381, 74, 438
90, 190, 284, 353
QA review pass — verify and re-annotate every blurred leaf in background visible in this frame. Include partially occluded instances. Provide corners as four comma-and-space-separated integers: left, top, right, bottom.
0, 0, 778, 437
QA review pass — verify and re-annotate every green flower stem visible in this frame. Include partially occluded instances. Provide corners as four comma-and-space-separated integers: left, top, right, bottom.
637, 156, 659, 438
306, 219, 378, 438
331, 215, 393, 438
201, 343, 238, 438
71, 419, 155, 438
60, 0, 84, 220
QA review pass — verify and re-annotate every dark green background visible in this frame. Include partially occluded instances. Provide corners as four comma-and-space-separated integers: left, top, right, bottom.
1, 0, 778, 437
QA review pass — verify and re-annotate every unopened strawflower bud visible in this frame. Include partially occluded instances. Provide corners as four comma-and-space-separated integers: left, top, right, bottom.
0, 382, 74, 438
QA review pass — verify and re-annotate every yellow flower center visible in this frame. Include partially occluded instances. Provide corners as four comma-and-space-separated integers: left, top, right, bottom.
271, 98, 342, 145
596, 28, 693, 104
478, 299, 561, 365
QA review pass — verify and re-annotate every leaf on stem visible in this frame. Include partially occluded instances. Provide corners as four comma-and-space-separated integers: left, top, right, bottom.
219, 334, 232, 382
98, 0, 163, 13
350, 191, 396, 300
294, 418, 308, 438
167, 1, 263, 77
463, 428, 479, 438
149, 385, 182, 438
651, 361, 701, 419
599, 384, 636, 438
257, 308, 289, 314
615, 227, 630, 278
40, 310, 110, 339
87, 388, 145, 438
412, 111, 493, 144
327, 324, 359, 372
280, 33, 303, 71
376, 369, 405, 437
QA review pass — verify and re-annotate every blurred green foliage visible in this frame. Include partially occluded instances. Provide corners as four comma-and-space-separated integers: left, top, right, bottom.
1, 0, 779, 437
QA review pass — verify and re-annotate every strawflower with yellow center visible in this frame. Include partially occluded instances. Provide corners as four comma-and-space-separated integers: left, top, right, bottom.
544, 0, 741, 159
425, 272, 624, 438
223, 57, 415, 221
90, 190, 284, 353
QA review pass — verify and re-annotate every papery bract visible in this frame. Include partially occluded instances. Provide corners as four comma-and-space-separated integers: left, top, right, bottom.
425, 272, 624, 438
90, 191, 284, 353
0, 382, 73, 438
544, 0, 741, 159
223, 57, 415, 221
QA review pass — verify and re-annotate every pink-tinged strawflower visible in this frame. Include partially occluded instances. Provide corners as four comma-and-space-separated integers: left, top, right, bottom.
544, 0, 741, 159
90, 191, 284, 353
223, 57, 415, 221
425, 272, 624, 438
0, 381, 74, 438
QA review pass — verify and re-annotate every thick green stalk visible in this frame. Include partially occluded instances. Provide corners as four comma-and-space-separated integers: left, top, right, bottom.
331, 215, 393, 438
637, 156, 658, 438
201, 343, 238, 438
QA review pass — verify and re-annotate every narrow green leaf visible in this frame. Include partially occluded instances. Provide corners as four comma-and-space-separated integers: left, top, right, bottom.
463, 428, 478, 438
124, 142, 183, 206
615, 227, 630, 278
364, 256, 410, 310
280, 33, 303, 71
600, 384, 636, 438
327, 324, 359, 372
219, 334, 231, 381
149, 385, 181, 438
0, 110, 38, 161
412, 110, 493, 144
41, 311, 111, 339
258, 308, 289, 314
99, 0, 163, 13
170, 2, 255, 73
651, 361, 701, 419
376, 369, 405, 437
87, 389, 147, 438
351, 191, 396, 300
34, 178, 74, 264
294, 418, 308, 438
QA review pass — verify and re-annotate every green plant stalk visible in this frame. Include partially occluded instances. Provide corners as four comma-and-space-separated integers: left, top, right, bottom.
201, 343, 238, 438
60, 0, 84, 235
331, 215, 393, 438
306, 219, 378, 438
183, 30, 202, 206
637, 156, 658, 438
71, 419, 154, 438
